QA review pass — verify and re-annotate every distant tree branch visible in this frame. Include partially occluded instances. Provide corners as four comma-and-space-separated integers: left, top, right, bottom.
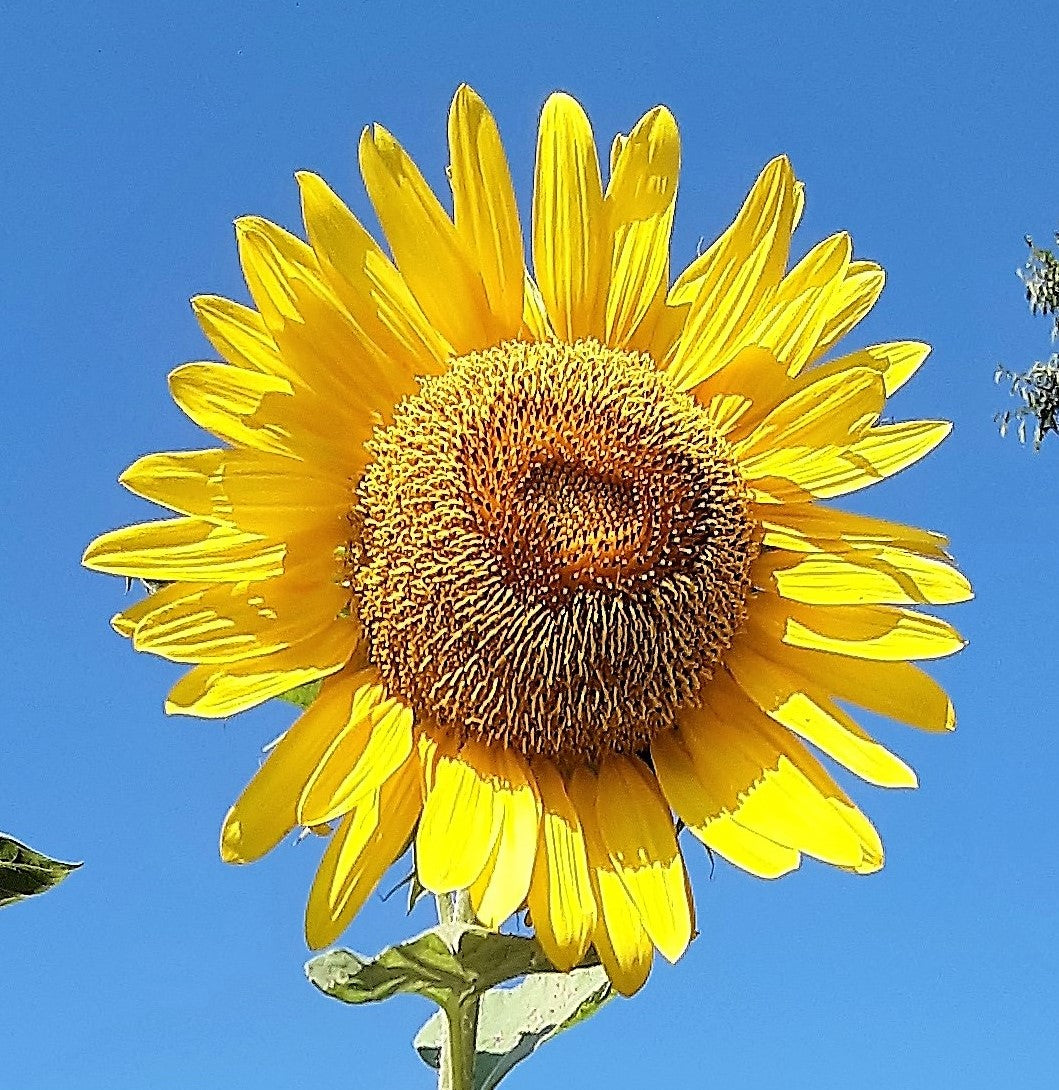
995, 233, 1059, 449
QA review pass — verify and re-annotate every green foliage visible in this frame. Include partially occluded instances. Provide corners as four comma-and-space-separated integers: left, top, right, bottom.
0, 833, 80, 909
306, 922, 589, 1007
306, 921, 612, 1089
997, 234, 1059, 449
1022, 234, 1059, 337
414, 968, 611, 1090
278, 680, 323, 709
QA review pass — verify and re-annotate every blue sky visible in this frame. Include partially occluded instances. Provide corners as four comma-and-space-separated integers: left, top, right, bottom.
3, 2, 1057, 1087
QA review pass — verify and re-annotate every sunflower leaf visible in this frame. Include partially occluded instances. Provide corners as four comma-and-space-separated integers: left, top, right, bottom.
307, 923, 610, 1086
413, 966, 613, 1090
305, 923, 563, 1008
0, 833, 81, 909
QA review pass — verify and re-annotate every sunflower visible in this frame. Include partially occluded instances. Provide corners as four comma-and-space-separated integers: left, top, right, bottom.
84, 86, 969, 996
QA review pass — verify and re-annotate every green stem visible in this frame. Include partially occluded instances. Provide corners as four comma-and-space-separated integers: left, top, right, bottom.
435, 890, 479, 1090
439, 996, 480, 1090
435, 892, 455, 925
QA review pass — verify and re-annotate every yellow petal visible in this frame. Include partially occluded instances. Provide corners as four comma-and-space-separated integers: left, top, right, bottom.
168, 363, 296, 457
118, 449, 348, 537
234, 215, 322, 326
520, 271, 554, 340
83, 518, 284, 582
669, 155, 795, 308
603, 105, 680, 348
791, 179, 806, 231
691, 677, 883, 872
733, 366, 884, 461
588, 906, 653, 997
725, 638, 917, 788
448, 85, 525, 339
359, 123, 492, 353
837, 420, 953, 490
298, 685, 415, 826
168, 362, 354, 467
191, 294, 285, 375
694, 346, 791, 438
164, 621, 355, 718
667, 156, 797, 389
111, 581, 207, 639
747, 232, 853, 375
567, 767, 654, 996
526, 759, 596, 971
652, 728, 800, 879
757, 503, 949, 558
795, 341, 932, 399
697, 817, 801, 879
132, 578, 347, 664
305, 755, 421, 949
235, 217, 411, 427
296, 170, 451, 374
595, 754, 691, 964
749, 641, 956, 733
748, 420, 952, 503
676, 703, 854, 863
532, 93, 606, 341
469, 746, 541, 929
753, 594, 967, 661
752, 547, 973, 607
220, 670, 368, 864
645, 298, 690, 368
807, 260, 885, 364
867, 341, 932, 395
415, 732, 503, 893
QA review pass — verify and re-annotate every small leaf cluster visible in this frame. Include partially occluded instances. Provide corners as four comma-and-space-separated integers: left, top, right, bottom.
1021, 234, 1059, 336
996, 234, 1059, 449
996, 361, 1059, 448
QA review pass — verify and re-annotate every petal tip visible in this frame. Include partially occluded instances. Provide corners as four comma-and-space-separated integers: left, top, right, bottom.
220, 812, 247, 864
656, 927, 692, 965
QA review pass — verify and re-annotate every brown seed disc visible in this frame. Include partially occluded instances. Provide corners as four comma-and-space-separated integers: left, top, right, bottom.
352, 338, 759, 763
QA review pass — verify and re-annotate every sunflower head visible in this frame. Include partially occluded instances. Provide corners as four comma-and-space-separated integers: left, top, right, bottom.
85, 85, 969, 997
356, 336, 759, 763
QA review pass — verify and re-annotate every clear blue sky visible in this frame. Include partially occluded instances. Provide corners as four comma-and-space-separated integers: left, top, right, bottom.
3, 3, 1056, 1087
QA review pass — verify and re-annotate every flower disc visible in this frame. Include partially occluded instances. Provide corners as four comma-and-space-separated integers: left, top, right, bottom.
355, 338, 758, 762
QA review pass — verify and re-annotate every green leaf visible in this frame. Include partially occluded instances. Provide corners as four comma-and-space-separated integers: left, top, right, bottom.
279, 680, 323, 709
308, 922, 612, 1088
414, 967, 613, 1090
305, 922, 565, 1010
0, 833, 81, 909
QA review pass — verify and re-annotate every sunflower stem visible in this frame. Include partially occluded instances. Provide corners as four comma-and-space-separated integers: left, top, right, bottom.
439, 994, 480, 1090
435, 892, 455, 925
435, 890, 479, 1090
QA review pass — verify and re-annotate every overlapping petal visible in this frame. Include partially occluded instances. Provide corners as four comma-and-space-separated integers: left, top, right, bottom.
83, 518, 285, 582
221, 669, 372, 864
305, 755, 422, 949
525, 760, 596, 972
603, 105, 680, 349
359, 123, 497, 353
164, 621, 356, 719
532, 93, 606, 342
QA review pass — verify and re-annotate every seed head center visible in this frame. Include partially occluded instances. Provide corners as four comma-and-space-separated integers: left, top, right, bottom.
353, 339, 758, 762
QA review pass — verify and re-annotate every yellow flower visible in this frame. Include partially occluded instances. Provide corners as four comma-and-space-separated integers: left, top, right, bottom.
84, 86, 970, 996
